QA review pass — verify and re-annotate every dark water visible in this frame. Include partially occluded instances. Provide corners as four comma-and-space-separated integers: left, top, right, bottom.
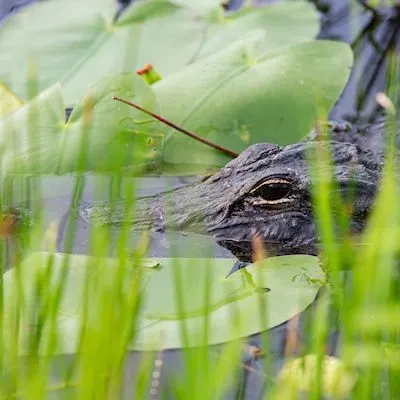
1, 1, 399, 399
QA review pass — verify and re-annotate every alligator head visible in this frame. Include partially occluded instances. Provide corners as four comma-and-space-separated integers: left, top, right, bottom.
79, 140, 382, 262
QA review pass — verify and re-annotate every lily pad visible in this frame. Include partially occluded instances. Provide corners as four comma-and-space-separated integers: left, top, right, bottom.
3, 252, 324, 353
0, 35, 352, 176
196, 1, 319, 59
0, 84, 65, 176
153, 35, 353, 166
0, 74, 159, 176
0, 0, 206, 104
168, 0, 222, 11
60, 73, 160, 173
0, 32, 352, 175
0, 0, 319, 104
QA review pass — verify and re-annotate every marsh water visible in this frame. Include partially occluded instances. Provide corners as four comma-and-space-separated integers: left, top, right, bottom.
1, 0, 400, 398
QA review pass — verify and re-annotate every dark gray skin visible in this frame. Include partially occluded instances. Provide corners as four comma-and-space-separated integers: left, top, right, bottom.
79, 120, 387, 262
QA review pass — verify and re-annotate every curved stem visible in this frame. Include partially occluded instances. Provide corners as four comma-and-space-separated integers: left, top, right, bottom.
113, 96, 239, 159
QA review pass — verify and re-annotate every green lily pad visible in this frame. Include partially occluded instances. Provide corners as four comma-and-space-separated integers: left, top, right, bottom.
196, 1, 319, 59
153, 36, 353, 166
0, 73, 159, 176
0, 35, 352, 176
60, 72, 160, 173
0, 84, 65, 176
169, 0, 222, 11
0, 82, 23, 117
0, 0, 319, 104
3, 252, 324, 353
0, 0, 206, 104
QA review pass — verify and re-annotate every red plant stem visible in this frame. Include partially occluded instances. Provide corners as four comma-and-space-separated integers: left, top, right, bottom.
113, 96, 239, 159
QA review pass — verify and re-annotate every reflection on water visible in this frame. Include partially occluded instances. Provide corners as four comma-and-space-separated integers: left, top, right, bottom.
3, 175, 233, 259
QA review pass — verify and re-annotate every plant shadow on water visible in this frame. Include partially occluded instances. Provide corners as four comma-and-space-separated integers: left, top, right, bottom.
0, 0, 400, 399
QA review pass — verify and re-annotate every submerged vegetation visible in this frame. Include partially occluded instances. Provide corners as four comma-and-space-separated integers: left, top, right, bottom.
0, 0, 399, 399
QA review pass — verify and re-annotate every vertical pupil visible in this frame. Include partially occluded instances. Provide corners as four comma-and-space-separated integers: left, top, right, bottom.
255, 183, 291, 201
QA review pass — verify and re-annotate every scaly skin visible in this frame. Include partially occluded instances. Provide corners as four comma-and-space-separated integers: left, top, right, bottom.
79, 120, 387, 261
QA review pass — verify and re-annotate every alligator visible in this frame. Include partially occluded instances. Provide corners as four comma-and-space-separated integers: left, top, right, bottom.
78, 118, 394, 262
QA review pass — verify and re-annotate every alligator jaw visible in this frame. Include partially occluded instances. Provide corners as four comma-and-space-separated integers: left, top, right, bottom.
78, 182, 212, 234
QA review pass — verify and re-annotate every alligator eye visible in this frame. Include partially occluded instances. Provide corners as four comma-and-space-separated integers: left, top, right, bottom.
250, 179, 292, 203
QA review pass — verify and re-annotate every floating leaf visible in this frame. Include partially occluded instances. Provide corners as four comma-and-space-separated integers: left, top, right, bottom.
196, 1, 319, 59
153, 36, 353, 166
0, 33, 353, 175
169, 0, 223, 11
0, 0, 206, 104
0, 0, 319, 104
60, 73, 160, 173
0, 11, 351, 175
0, 74, 158, 176
0, 84, 65, 176
3, 252, 324, 353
